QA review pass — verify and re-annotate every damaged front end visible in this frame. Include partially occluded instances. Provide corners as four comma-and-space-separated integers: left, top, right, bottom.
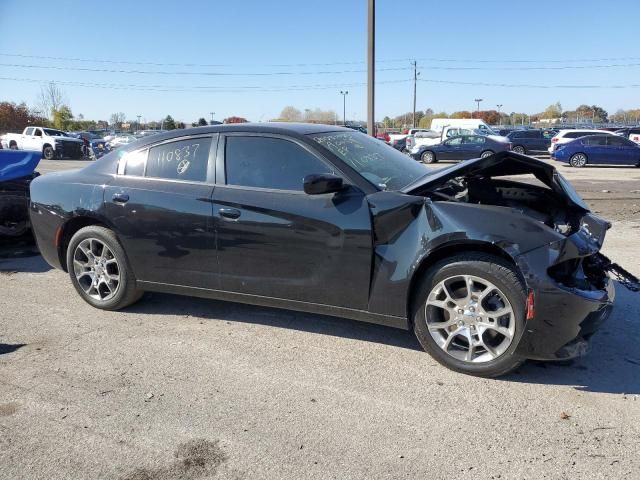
401, 151, 636, 361
0, 150, 41, 237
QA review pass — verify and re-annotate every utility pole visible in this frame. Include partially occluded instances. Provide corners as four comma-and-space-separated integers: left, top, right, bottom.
367, 0, 375, 136
340, 91, 348, 125
210, 112, 215, 124
412, 60, 420, 128
474, 98, 483, 116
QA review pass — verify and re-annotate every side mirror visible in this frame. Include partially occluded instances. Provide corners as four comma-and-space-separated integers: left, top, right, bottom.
303, 173, 344, 195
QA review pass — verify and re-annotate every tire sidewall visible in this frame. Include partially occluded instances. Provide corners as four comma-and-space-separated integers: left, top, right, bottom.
570, 153, 587, 167
513, 145, 526, 154
43, 146, 55, 160
421, 150, 436, 163
413, 255, 526, 377
480, 150, 494, 158
66, 226, 136, 310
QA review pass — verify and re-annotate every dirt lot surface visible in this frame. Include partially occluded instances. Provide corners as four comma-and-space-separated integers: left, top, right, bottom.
1, 157, 639, 479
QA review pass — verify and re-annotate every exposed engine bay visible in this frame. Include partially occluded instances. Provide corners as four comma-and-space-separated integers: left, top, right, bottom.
423, 175, 577, 235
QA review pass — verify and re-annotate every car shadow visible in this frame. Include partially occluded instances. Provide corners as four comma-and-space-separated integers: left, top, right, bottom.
0, 343, 26, 355
504, 284, 640, 395
0, 253, 51, 273
129, 284, 639, 394
127, 292, 423, 352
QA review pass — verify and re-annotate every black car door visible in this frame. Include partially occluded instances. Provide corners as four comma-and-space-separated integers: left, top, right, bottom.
104, 134, 219, 289
211, 133, 373, 310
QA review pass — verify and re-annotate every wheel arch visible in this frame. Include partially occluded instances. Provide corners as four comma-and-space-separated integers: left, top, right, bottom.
57, 216, 112, 272
406, 241, 520, 327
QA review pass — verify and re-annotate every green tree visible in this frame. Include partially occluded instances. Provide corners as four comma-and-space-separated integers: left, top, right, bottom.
418, 116, 431, 128
450, 111, 472, 119
197, 117, 207, 126
52, 105, 74, 130
163, 115, 176, 130
540, 102, 562, 119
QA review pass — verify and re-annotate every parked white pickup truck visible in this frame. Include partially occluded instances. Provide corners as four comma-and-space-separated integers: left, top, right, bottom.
1, 127, 84, 159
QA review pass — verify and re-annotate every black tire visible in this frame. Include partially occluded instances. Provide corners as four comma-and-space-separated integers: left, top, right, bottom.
9, 141, 18, 150
43, 145, 55, 160
421, 150, 437, 163
512, 145, 526, 154
480, 150, 495, 159
569, 153, 587, 167
412, 253, 527, 377
66, 226, 143, 310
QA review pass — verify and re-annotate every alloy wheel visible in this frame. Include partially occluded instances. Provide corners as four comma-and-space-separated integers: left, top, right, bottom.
480, 150, 494, 158
73, 238, 120, 301
421, 151, 435, 163
570, 153, 587, 167
513, 146, 525, 154
425, 274, 515, 363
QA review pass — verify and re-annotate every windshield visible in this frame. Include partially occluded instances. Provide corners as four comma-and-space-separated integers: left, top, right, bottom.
309, 131, 431, 190
43, 128, 67, 137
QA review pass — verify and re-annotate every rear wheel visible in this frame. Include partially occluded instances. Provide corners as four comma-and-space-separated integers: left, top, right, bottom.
9, 141, 18, 150
412, 253, 526, 377
512, 145, 526, 154
43, 145, 55, 160
66, 226, 143, 310
480, 150, 495, 158
421, 150, 436, 163
569, 153, 587, 167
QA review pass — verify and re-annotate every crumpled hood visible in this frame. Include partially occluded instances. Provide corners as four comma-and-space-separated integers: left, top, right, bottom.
401, 151, 590, 212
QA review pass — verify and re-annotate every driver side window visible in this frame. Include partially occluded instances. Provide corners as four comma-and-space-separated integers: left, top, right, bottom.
225, 136, 332, 191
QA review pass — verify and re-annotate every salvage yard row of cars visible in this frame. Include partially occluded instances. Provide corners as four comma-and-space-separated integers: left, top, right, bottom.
18, 122, 640, 378
378, 119, 640, 167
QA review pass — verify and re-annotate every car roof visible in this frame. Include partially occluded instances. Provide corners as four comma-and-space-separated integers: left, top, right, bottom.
557, 129, 611, 135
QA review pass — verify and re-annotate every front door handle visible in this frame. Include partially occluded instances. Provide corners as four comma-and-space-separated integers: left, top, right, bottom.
112, 193, 129, 204
219, 207, 241, 219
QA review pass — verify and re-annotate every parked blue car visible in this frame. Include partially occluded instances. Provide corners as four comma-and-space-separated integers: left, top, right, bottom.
552, 134, 640, 167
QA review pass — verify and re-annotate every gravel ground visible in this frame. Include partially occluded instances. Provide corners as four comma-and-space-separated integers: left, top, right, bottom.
1, 157, 639, 479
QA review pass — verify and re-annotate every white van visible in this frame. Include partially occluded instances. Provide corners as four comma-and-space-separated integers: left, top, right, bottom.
429, 118, 497, 136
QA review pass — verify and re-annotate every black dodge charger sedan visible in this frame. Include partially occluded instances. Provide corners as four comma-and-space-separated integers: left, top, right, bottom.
29, 123, 615, 377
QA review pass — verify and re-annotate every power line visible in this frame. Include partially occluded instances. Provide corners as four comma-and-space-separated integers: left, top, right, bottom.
418, 78, 640, 89
0, 75, 411, 92
2, 75, 640, 92
0, 62, 411, 77
4, 52, 640, 67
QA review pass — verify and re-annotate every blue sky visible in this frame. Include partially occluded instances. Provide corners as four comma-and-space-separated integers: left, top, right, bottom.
1, 0, 639, 123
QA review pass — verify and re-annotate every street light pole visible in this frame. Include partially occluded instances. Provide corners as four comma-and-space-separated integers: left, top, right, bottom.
496, 104, 503, 125
412, 60, 420, 128
474, 98, 483, 117
210, 112, 215, 124
136, 115, 141, 132
340, 91, 349, 126
367, 0, 375, 136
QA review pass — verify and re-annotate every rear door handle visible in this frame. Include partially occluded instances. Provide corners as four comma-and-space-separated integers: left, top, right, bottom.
112, 193, 129, 204
219, 207, 241, 219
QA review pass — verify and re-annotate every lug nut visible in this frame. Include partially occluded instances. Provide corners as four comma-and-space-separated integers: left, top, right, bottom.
457, 308, 464, 314
469, 306, 475, 312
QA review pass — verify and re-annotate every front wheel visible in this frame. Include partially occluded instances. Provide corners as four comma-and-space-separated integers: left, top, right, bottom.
421, 150, 437, 163
67, 226, 143, 310
480, 150, 495, 158
512, 145, 526, 154
412, 253, 526, 377
43, 145, 55, 160
570, 153, 588, 167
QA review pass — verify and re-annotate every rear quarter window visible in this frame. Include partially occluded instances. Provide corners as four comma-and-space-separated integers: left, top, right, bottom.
147, 137, 212, 182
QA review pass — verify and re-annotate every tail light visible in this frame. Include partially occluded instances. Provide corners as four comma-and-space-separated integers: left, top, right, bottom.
384, 133, 390, 142
551, 137, 558, 143
507, 143, 513, 150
